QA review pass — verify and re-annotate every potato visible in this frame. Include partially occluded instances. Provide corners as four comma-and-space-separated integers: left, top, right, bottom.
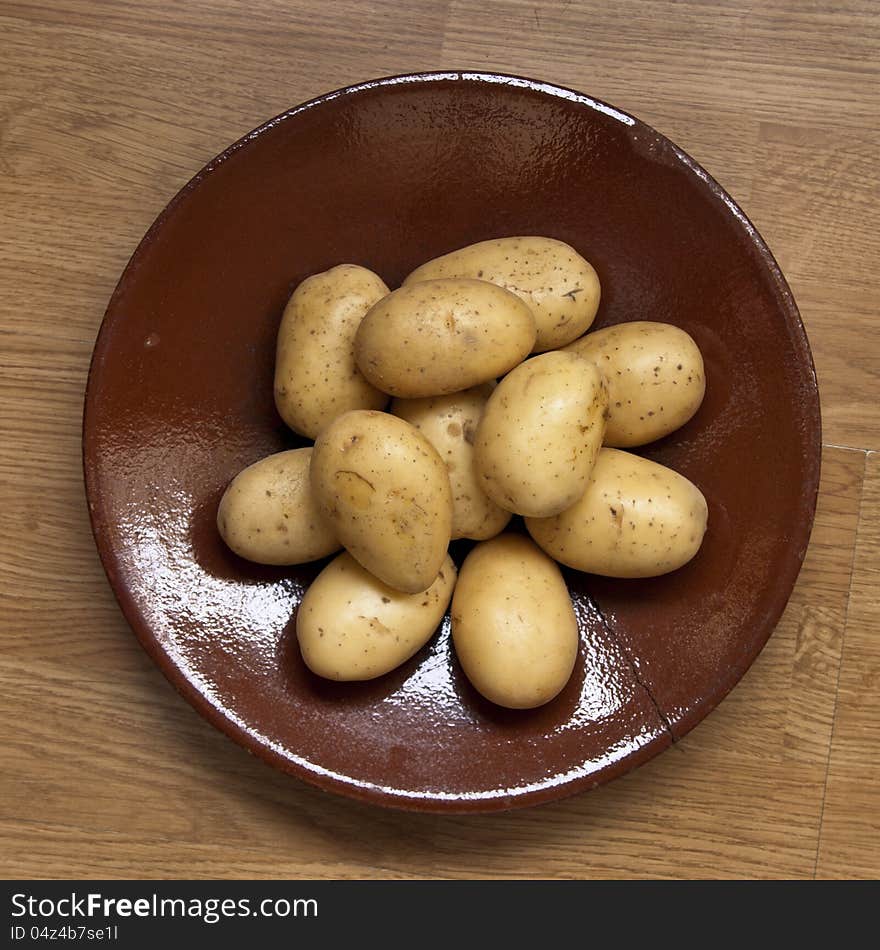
391, 385, 511, 541
216, 448, 339, 565
403, 236, 600, 352
451, 534, 578, 709
353, 278, 536, 398
564, 321, 705, 447
525, 447, 708, 577
473, 351, 608, 518
310, 409, 453, 593
274, 264, 390, 438
296, 552, 456, 681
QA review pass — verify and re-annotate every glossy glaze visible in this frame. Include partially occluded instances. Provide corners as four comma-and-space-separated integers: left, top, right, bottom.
82, 72, 821, 812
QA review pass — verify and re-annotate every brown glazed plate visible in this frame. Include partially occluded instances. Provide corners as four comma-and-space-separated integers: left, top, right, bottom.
83, 72, 821, 812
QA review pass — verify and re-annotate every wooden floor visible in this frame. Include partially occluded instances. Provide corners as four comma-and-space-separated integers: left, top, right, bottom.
1, 0, 877, 879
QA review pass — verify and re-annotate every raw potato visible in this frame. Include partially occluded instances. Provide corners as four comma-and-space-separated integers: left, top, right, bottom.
451, 534, 578, 709
473, 351, 609, 518
391, 385, 511, 541
403, 236, 601, 352
216, 448, 339, 565
353, 278, 536, 398
525, 447, 708, 578
296, 552, 456, 681
310, 409, 453, 593
274, 264, 390, 438
564, 321, 705, 447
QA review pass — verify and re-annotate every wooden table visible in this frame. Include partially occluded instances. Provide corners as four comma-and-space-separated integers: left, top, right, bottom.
2, 0, 878, 880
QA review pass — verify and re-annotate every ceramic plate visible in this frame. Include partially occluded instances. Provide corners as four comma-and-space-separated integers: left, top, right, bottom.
83, 72, 821, 812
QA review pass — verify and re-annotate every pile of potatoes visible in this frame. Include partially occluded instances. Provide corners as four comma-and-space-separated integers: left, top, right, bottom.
217, 237, 708, 709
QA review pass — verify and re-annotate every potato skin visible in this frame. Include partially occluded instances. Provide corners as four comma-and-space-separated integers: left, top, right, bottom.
473, 351, 608, 518
296, 552, 456, 681
353, 278, 536, 398
564, 321, 705, 447
274, 264, 390, 438
391, 385, 511, 541
525, 448, 708, 578
216, 448, 340, 565
403, 236, 600, 352
451, 534, 578, 709
310, 410, 453, 593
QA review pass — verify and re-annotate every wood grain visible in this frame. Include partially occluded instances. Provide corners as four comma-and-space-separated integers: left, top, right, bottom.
815, 453, 880, 878
1, 0, 878, 879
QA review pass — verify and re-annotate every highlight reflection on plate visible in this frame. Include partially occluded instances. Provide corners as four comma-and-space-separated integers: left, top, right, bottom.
83, 72, 820, 811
